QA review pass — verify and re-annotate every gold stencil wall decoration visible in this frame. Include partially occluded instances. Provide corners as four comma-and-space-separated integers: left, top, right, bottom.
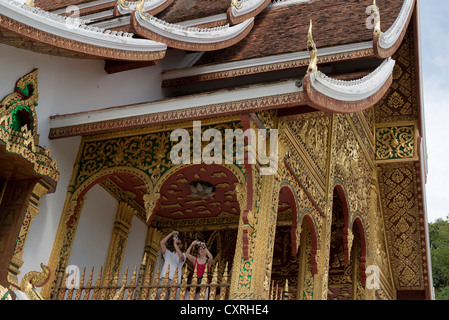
375, 122, 418, 163
377, 162, 424, 290
331, 114, 373, 239
374, 22, 418, 124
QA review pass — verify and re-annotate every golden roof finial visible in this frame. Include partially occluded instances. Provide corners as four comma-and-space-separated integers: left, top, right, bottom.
135, 0, 145, 13
117, 0, 131, 8
24, 0, 35, 7
307, 20, 318, 74
230, 0, 243, 10
372, 0, 381, 36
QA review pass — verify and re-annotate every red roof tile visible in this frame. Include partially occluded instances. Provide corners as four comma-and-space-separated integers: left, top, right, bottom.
194, 0, 404, 66
156, 0, 229, 23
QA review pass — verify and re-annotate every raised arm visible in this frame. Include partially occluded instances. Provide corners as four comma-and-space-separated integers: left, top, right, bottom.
160, 231, 177, 255
185, 240, 198, 264
202, 242, 214, 266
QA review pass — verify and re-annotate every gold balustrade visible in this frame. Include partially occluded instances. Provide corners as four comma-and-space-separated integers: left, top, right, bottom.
52, 261, 231, 301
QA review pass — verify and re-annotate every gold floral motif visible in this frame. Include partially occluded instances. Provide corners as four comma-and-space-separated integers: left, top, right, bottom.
375, 124, 417, 162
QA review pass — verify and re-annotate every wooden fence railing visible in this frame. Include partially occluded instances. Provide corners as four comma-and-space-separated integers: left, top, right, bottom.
52, 261, 230, 301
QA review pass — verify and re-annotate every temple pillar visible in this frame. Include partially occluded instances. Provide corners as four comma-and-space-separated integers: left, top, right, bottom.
0, 179, 39, 289
143, 226, 163, 273
7, 181, 52, 289
45, 195, 86, 300
104, 201, 136, 277
230, 172, 281, 300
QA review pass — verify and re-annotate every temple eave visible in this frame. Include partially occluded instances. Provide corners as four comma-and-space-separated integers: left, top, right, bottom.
302, 72, 393, 114
130, 10, 255, 52
48, 80, 309, 139
372, 0, 416, 59
0, 1, 167, 61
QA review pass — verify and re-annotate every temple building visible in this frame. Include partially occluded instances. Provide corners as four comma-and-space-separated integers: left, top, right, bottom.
0, 0, 433, 300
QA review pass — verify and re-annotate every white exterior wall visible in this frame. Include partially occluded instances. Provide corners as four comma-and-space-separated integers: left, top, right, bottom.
0, 42, 182, 286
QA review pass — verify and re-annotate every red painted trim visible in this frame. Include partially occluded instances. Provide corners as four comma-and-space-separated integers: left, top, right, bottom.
353, 217, 367, 286
240, 113, 253, 260
333, 184, 351, 265
301, 214, 319, 275
284, 160, 324, 217
279, 185, 299, 256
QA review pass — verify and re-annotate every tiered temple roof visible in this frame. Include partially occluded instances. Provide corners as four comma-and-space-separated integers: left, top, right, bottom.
0, 0, 432, 300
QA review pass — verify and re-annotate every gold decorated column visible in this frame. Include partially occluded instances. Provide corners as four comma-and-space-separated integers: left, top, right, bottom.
143, 226, 163, 272
230, 171, 282, 300
8, 181, 52, 289
104, 201, 136, 278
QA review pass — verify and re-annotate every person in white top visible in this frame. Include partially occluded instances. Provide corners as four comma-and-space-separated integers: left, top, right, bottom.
158, 230, 186, 299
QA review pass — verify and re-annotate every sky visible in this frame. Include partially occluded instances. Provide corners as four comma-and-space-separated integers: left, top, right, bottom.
419, 0, 449, 223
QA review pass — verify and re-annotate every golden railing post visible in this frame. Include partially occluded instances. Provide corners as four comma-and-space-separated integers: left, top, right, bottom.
99, 268, 111, 300
126, 267, 137, 300
159, 265, 170, 300
83, 267, 94, 300
149, 266, 161, 300
117, 266, 128, 300
74, 267, 86, 300
113, 284, 126, 300
65, 271, 76, 300
189, 263, 198, 300
169, 267, 179, 300
52, 270, 64, 300
57, 272, 69, 300
108, 269, 120, 299
91, 267, 103, 300
133, 252, 148, 300
208, 262, 219, 300
51, 268, 65, 300
219, 262, 229, 300
198, 264, 209, 300
179, 265, 189, 300
140, 263, 152, 300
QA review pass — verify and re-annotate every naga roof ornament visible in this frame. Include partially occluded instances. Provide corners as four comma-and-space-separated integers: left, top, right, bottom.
227, 0, 271, 25
302, 20, 396, 114
306, 20, 318, 74
371, 0, 382, 36
230, 0, 243, 10
373, 0, 415, 58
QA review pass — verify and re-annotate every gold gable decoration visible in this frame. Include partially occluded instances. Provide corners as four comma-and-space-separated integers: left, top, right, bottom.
0, 69, 59, 185
0, 70, 59, 291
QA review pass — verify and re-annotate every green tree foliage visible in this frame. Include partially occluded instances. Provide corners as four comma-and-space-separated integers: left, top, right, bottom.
429, 215, 449, 300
